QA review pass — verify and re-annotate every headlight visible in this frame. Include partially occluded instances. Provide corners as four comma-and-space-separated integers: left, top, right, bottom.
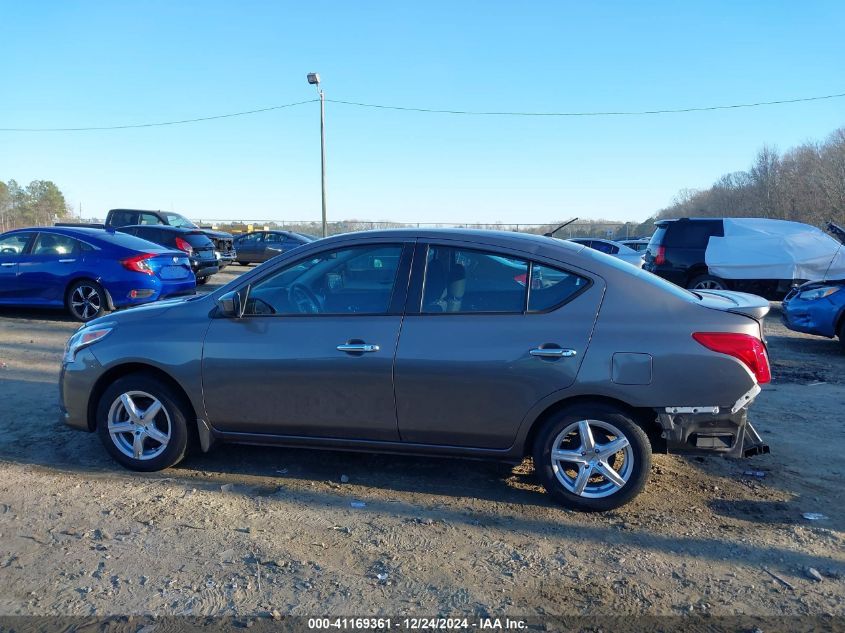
63, 325, 113, 363
797, 286, 842, 301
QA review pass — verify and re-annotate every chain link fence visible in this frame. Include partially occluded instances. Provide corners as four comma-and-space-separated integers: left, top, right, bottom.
193, 219, 648, 240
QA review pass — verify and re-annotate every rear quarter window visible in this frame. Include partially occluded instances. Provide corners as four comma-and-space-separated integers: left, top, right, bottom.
664, 221, 723, 248
647, 226, 667, 251
95, 231, 169, 252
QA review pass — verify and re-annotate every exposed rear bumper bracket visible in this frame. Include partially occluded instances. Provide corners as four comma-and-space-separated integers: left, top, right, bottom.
731, 384, 762, 414
658, 408, 769, 459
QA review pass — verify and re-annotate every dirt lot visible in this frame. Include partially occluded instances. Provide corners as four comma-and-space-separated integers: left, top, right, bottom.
0, 267, 843, 619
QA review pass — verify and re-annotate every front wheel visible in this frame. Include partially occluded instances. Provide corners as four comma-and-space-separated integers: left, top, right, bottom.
196, 276, 209, 285
532, 404, 651, 511
96, 374, 192, 472
66, 280, 107, 322
238, 261, 250, 267
838, 320, 845, 352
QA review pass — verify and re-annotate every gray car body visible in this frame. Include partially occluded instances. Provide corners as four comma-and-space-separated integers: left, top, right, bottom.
60, 229, 768, 461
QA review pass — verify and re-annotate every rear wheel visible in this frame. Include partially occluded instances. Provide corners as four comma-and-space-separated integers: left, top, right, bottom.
66, 280, 107, 322
238, 261, 250, 266
196, 276, 209, 285
96, 374, 192, 472
687, 274, 727, 291
532, 403, 651, 511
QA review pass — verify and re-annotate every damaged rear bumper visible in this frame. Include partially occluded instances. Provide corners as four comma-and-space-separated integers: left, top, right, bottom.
656, 386, 770, 458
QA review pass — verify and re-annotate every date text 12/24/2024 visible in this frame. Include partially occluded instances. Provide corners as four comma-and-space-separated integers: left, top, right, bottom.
307, 618, 528, 630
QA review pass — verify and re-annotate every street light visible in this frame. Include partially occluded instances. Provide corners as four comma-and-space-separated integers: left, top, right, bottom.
307, 72, 327, 237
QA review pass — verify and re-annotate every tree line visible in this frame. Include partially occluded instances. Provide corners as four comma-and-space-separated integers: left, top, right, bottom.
0, 179, 71, 232
634, 127, 845, 235
4, 125, 844, 237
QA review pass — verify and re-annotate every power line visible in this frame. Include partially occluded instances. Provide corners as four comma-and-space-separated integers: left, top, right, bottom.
1, 90, 843, 132
0, 99, 317, 132
328, 91, 845, 116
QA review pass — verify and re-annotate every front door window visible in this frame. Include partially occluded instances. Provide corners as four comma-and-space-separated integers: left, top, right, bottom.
244, 244, 403, 316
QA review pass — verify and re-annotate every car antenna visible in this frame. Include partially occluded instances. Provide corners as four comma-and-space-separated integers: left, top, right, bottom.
543, 217, 578, 238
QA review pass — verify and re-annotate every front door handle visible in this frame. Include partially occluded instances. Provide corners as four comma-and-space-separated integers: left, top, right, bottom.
0, 262, 14, 268
530, 348, 577, 358
59, 259, 77, 264
337, 343, 380, 353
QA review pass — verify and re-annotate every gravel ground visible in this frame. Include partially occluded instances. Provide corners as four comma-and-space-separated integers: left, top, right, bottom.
0, 267, 843, 619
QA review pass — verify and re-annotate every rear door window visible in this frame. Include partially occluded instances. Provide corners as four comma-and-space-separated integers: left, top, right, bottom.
32, 233, 79, 256
590, 240, 618, 254
421, 246, 528, 314
138, 213, 164, 225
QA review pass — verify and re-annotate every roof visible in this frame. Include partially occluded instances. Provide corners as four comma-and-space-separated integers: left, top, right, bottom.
317, 228, 586, 257
7, 225, 111, 237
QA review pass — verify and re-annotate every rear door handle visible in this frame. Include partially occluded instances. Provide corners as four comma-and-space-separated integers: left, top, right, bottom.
337, 343, 380, 353
0, 262, 14, 267
59, 259, 77, 263
530, 348, 577, 358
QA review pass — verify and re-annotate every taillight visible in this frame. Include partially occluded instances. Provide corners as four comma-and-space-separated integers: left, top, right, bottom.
692, 332, 771, 384
122, 253, 156, 275
654, 245, 666, 265
175, 237, 193, 255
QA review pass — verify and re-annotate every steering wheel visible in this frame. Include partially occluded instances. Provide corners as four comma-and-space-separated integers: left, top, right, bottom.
288, 283, 321, 314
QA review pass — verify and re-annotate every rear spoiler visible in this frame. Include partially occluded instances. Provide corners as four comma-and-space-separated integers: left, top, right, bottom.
695, 290, 771, 321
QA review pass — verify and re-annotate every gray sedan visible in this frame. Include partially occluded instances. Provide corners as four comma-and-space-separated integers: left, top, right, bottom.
60, 229, 771, 511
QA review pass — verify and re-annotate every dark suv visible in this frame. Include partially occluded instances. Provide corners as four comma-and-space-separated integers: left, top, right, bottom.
644, 218, 796, 298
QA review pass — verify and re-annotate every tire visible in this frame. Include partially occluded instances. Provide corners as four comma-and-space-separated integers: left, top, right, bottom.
532, 403, 651, 511
196, 276, 209, 285
66, 280, 107, 322
238, 261, 250, 267
96, 373, 192, 472
687, 274, 728, 291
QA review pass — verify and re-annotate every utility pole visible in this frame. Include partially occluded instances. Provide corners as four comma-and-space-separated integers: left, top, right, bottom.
307, 72, 328, 237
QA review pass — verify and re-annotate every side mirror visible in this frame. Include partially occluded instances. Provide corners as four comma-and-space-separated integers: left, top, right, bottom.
217, 288, 248, 318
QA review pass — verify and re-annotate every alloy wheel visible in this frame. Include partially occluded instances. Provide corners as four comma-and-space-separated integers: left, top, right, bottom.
106, 391, 171, 460
551, 419, 634, 498
70, 284, 102, 320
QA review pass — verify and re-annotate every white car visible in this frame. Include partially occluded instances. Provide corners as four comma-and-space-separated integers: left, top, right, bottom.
567, 238, 645, 268
618, 238, 651, 252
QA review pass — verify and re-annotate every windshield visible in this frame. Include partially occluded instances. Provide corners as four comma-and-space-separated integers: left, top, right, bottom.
162, 212, 198, 229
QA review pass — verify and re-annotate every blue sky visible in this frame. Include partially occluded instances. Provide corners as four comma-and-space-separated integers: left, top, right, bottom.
1, 1, 843, 224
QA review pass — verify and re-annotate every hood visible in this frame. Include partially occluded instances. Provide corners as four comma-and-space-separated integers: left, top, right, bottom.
95, 295, 202, 326
695, 290, 771, 321
796, 279, 845, 291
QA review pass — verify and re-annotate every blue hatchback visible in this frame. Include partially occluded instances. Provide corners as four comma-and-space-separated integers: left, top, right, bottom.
782, 280, 845, 350
0, 227, 195, 321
